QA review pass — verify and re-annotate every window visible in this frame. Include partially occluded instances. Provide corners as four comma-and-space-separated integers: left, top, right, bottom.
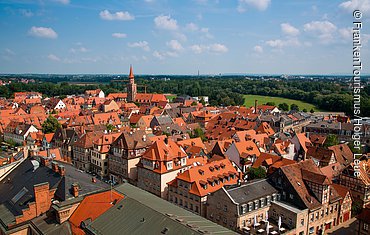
167, 161, 173, 170
310, 214, 314, 222
364, 223, 369, 231
316, 212, 319, 219
248, 202, 253, 212
195, 206, 199, 213
309, 227, 314, 234
254, 200, 259, 210
289, 194, 294, 200
223, 205, 228, 212
289, 218, 292, 226
260, 198, 265, 207
301, 219, 304, 226
223, 217, 227, 224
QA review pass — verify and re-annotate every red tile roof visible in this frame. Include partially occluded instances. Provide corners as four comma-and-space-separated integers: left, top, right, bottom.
69, 190, 124, 235
173, 159, 239, 197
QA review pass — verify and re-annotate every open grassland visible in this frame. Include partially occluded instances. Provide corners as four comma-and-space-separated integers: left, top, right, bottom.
243, 94, 322, 111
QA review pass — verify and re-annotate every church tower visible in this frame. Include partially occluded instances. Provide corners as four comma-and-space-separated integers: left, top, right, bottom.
127, 65, 137, 102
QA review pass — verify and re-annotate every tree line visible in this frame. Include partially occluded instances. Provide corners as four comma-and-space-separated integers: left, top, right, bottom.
0, 77, 369, 116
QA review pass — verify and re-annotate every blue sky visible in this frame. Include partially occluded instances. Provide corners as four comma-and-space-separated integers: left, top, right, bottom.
0, 0, 369, 75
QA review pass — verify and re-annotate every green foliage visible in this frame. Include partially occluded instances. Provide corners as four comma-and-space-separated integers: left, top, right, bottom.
191, 101, 198, 106
6, 139, 20, 147
1, 75, 368, 116
189, 128, 207, 141
290, 103, 299, 111
106, 124, 115, 132
248, 166, 267, 180
278, 103, 289, 111
42, 115, 61, 134
303, 108, 308, 112
310, 108, 315, 113
348, 141, 362, 154
265, 102, 275, 106
324, 134, 339, 147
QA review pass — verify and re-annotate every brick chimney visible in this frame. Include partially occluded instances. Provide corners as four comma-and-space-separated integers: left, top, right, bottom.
41, 157, 50, 167
71, 183, 79, 197
59, 165, 65, 176
52, 161, 59, 173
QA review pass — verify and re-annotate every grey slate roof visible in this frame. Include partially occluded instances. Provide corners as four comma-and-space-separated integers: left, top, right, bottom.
226, 179, 278, 204
85, 183, 237, 235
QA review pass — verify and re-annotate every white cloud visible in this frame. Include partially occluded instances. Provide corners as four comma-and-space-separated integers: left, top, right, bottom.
339, 27, 352, 40
266, 39, 285, 48
266, 38, 301, 49
200, 27, 213, 39
281, 23, 300, 36
167, 40, 184, 51
237, 0, 271, 12
304, 20, 337, 43
339, 0, 370, 14
112, 33, 127, 38
253, 45, 263, 53
190, 43, 228, 54
185, 22, 199, 31
152, 50, 178, 60
53, 0, 70, 4
28, 26, 58, 39
154, 15, 178, 30
304, 21, 337, 34
99, 10, 134, 21
48, 54, 61, 61
128, 41, 150, 51
190, 45, 204, 54
173, 32, 187, 42
153, 51, 165, 60
69, 47, 89, 53
209, 43, 228, 53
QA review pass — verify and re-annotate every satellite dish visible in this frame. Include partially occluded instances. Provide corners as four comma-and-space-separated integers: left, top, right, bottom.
31, 160, 40, 172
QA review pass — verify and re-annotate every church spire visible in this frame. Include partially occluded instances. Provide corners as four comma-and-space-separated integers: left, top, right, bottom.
129, 64, 134, 79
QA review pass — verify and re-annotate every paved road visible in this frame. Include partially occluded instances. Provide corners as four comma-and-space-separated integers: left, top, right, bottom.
326, 218, 358, 235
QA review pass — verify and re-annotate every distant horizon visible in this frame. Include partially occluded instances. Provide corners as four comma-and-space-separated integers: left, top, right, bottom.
1, 72, 368, 77
0, 0, 369, 74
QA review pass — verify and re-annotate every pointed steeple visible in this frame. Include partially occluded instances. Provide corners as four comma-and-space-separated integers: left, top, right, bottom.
129, 65, 134, 79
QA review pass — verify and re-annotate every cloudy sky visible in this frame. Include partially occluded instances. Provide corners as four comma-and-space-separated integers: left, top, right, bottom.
0, 0, 369, 75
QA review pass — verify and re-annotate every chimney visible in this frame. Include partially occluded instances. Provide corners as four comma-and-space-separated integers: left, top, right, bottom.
59, 165, 65, 176
239, 172, 243, 182
71, 183, 79, 197
254, 100, 258, 113
52, 161, 59, 173
41, 157, 50, 167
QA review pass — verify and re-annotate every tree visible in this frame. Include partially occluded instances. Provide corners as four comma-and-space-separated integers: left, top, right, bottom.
303, 108, 308, 112
42, 115, 61, 134
106, 124, 115, 132
191, 101, 198, 106
248, 166, 267, 180
348, 141, 362, 154
266, 102, 275, 106
310, 108, 315, 113
190, 128, 207, 141
290, 103, 299, 111
278, 103, 289, 111
324, 134, 339, 147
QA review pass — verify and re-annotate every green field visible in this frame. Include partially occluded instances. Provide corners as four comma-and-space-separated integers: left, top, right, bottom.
243, 95, 322, 111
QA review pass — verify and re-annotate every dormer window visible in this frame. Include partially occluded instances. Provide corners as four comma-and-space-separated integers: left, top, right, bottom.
167, 162, 173, 170
198, 169, 204, 175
